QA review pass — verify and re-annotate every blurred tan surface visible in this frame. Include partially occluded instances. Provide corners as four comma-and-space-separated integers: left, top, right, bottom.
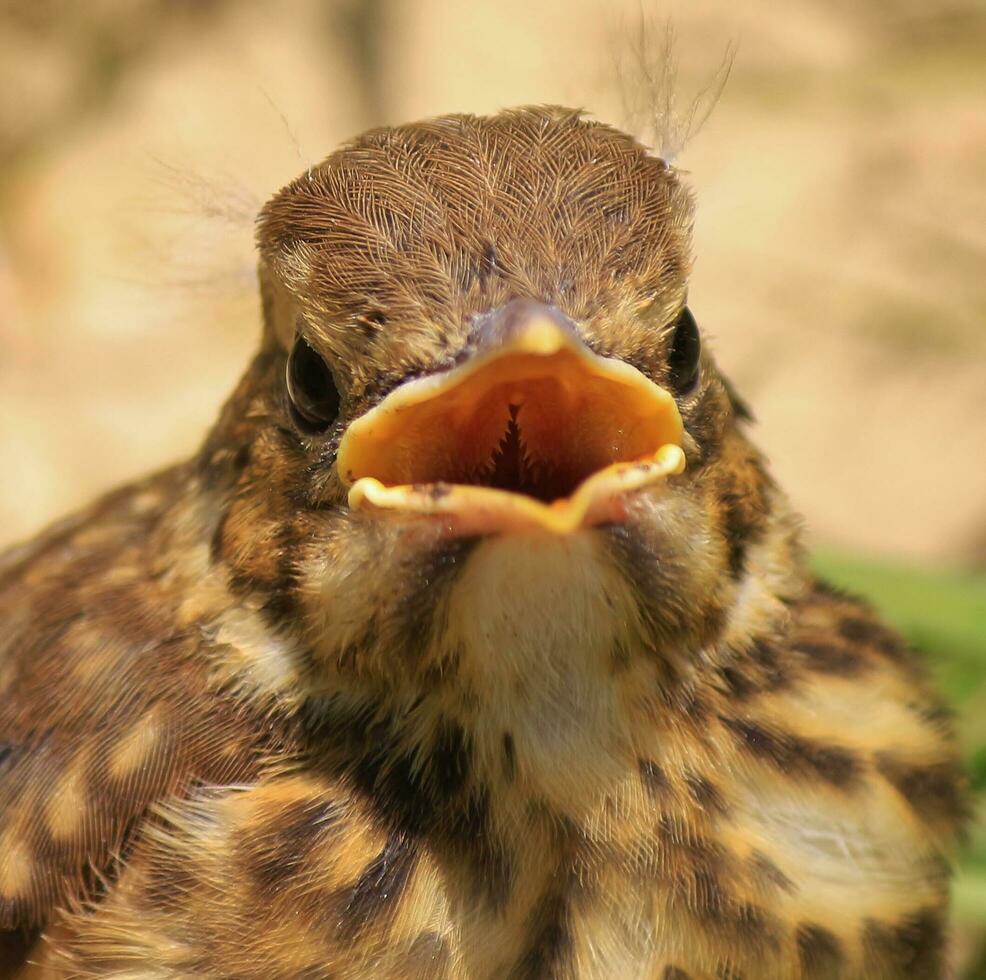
1, 0, 985, 563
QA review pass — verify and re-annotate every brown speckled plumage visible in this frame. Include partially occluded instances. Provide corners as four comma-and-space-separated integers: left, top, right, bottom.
0, 107, 965, 979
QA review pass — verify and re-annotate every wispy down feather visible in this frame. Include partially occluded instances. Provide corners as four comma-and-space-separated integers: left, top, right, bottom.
614, 16, 735, 162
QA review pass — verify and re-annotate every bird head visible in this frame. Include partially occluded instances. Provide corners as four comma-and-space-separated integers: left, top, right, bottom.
207, 107, 796, 786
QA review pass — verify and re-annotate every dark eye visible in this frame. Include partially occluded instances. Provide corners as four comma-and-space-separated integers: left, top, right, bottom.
667, 306, 701, 394
286, 336, 340, 433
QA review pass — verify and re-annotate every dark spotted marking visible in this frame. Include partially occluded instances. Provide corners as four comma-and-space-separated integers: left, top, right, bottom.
604, 524, 727, 657
876, 755, 966, 826
663, 968, 691, 980
430, 719, 471, 798
390, 538, 478, 667
679, 409, 717, 465
719, 452, 773, 577
747, 637, 791, 692
807, 579, 864, 605
0, 898, 28, 933
662, 683, 713, 725
337, 834, 417, 939
749, 851, 794, 895
478, 242, 502, 290
863, 909, 944, 977
721, 717, 861, 788
515, 888, 572, 980
685, 772, 727, 815
796, 923, 843, 977
259, 521, 304, 624
326, 617, 381, 676
796, 641, 864, 676
639, 759, 669, 796
610, 636, 632, 672
713, 638, 792, 702
841, 617, 912, 665
654, 815, 723, 863
720, 491, 756, 579
304, 696, 512, 905
434, 782, 513, 902
915, 700, 955, 731
241, 796, 340, 897
502, 732, 516, 782
231, 442, 252, 473
221, 515, 303, 625
718, 664, 758, 700
693, 867, 727, 920
359, 308, 387, 331
651, 817, 745, 928
837, 615, 895, 648
0, 928, 39, 976
208, 503, 233, 566
733, 903, 779, 950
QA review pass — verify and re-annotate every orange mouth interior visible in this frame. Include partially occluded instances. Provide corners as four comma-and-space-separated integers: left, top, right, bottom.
338, 316, 685, 535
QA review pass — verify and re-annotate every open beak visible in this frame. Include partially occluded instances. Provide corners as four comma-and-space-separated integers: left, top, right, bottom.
338, 302, 685, 536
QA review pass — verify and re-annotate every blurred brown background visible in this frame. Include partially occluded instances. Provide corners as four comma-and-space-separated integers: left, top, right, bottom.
1, 0, 985, 566
1, 0, 986, 973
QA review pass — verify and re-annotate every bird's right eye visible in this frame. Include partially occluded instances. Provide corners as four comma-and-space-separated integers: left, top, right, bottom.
666, 306, 701, 395
286, 336, 340, 434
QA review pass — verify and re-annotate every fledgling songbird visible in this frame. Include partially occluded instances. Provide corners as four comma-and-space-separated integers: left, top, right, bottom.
0, 107, 966, 979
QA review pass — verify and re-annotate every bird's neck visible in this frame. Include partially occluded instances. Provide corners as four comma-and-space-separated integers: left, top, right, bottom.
434, 533, 672, 816
305, 522, 804, 913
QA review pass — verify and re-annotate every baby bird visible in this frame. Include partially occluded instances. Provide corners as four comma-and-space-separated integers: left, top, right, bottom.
0, 107, 965, 979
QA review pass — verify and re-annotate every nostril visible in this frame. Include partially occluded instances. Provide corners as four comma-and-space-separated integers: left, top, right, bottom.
468, 299, 581, 352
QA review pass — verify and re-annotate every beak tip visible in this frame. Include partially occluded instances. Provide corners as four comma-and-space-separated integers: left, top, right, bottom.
518, 319, 570, 356
470, 299, 580, 352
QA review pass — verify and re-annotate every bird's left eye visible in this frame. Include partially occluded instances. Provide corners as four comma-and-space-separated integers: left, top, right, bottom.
286, 336, 340, 433
667, 306, 701, 394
